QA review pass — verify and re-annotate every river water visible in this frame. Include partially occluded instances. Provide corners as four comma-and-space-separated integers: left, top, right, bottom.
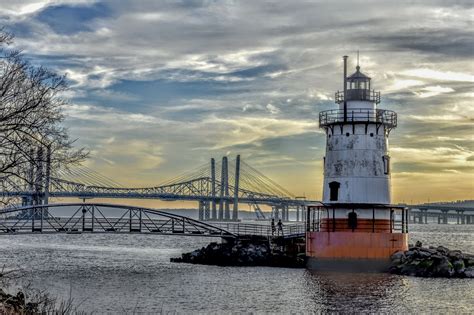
0, 223, 473, 313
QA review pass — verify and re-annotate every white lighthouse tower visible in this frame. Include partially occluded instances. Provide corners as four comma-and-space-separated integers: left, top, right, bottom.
306, 55, 408, 271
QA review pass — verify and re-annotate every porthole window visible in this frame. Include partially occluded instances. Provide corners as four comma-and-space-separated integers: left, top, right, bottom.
346, 132, 350, 137
382, 155, 391, 174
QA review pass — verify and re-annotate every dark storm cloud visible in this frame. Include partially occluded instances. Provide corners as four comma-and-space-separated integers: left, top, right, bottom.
366, 28, 474, 58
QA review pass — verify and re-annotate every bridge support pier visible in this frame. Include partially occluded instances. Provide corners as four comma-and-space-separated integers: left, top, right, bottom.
272, 206, 278, 220
232, 155, 240, 221
204, 201, 210, 220
441, 210, 448, 224
218, 156, 231, 221
224, 156, 230, 220
456, 210, 465, 224
198, 201, 203, 221
211, 158, 217, 220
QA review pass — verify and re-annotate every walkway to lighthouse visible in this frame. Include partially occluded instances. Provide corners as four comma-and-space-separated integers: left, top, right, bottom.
0, 203, 306, 239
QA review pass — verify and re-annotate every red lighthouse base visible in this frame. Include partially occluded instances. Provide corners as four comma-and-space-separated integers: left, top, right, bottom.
306, 231, 408, 272
306, 205, 409, 272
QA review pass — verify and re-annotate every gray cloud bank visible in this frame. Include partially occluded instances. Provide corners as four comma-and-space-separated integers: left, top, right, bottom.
1, 0, 472, 200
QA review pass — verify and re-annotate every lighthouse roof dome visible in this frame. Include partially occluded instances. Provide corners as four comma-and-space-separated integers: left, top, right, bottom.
347, 66, 371, 81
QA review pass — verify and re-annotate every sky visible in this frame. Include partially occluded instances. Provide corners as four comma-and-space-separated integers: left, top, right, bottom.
1, 0, 473, 205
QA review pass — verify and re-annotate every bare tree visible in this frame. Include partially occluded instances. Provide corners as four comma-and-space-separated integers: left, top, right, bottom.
0, 29, 88, 205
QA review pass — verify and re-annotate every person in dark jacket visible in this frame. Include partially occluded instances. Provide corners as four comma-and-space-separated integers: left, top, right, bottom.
277, 219, 283, 236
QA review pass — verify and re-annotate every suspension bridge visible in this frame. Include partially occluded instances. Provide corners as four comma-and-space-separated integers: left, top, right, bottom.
0, 154, 310, 225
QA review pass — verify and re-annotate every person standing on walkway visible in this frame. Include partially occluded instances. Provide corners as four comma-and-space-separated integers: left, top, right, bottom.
271, 218, 276, 236
277, 219, 283, 236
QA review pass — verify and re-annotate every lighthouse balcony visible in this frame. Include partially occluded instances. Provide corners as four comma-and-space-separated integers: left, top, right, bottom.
319, 108, 397, 129
335, 89, 380, 104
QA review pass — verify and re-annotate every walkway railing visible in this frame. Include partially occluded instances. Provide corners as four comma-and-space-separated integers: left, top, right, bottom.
0, 203, 306, 238
210, 222, 306, 238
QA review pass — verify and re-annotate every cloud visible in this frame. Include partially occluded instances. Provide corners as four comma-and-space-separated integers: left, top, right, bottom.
1, 0, 472, 202
400, 69, 474, 83
415, 85, 455, 98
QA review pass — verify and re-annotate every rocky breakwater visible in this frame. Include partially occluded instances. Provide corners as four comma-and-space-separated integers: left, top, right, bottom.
171, 239, 306, 268
389, 242, 474, 278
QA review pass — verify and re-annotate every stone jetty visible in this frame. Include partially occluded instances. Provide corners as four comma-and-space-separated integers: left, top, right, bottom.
389, 242, 474, 278
171, 239, 306, 268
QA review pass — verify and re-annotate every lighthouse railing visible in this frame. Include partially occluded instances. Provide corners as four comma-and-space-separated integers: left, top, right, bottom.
319, 108, 397, 129
335, 89, 380, 104
306, 205, 407, 233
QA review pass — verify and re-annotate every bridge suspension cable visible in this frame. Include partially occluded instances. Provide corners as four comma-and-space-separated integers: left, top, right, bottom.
55, 165, 123, 188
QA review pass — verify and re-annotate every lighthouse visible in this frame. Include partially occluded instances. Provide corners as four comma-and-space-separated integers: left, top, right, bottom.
306, 55, 408, 271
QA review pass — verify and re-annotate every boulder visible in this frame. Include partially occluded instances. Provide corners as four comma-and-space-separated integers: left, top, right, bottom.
416, 251, 431, 259
463, 255, 474, 267
419, 247, 437, 255
433, 257, 454, 277
452, 259, 465, 274
389, 245, 472, 278
464, 267, 474, 278
405, 250, 415, 258
436, 246, 450, 255
448, 250, 463, 260
391, 250, 405, 261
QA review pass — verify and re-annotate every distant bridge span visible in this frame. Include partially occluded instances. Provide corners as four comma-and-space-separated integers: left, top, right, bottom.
1, 156, 310, 221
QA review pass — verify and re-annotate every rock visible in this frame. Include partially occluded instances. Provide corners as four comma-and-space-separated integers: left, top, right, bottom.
463, 267, 474, 278
170, 238, 303, 268
405, 250, 415, 258
464, 255, 474, 267
391, 250, 405, 261
453, 259, 465, 274
417, 251, 431, 259
400, 262, 420, 276
448, 250, 463, 260
391, 258, 404, 267
419, 247, 437, 255
436, 246, 450, 255
389, 245, 472, 278
431, 254, 444, 260
433, 257, 454, 277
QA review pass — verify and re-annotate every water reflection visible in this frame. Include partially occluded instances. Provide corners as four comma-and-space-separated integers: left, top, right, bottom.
305, 271, 407, 313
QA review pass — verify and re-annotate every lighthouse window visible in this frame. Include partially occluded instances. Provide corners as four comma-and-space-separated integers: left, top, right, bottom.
329, 181, 340, 201
383, 155, 391, 174
370, 133, 374, 137
346, 132, 350, 137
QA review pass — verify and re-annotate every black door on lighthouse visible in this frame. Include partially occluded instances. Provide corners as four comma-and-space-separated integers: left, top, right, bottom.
329, 181, 340, 201
348, 211, 358, 231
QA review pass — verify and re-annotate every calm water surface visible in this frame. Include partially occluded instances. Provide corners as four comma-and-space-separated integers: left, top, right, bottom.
0, 224, 473, 313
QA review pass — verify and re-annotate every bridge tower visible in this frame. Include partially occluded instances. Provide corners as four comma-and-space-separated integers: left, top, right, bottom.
306, 55, 409, 271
